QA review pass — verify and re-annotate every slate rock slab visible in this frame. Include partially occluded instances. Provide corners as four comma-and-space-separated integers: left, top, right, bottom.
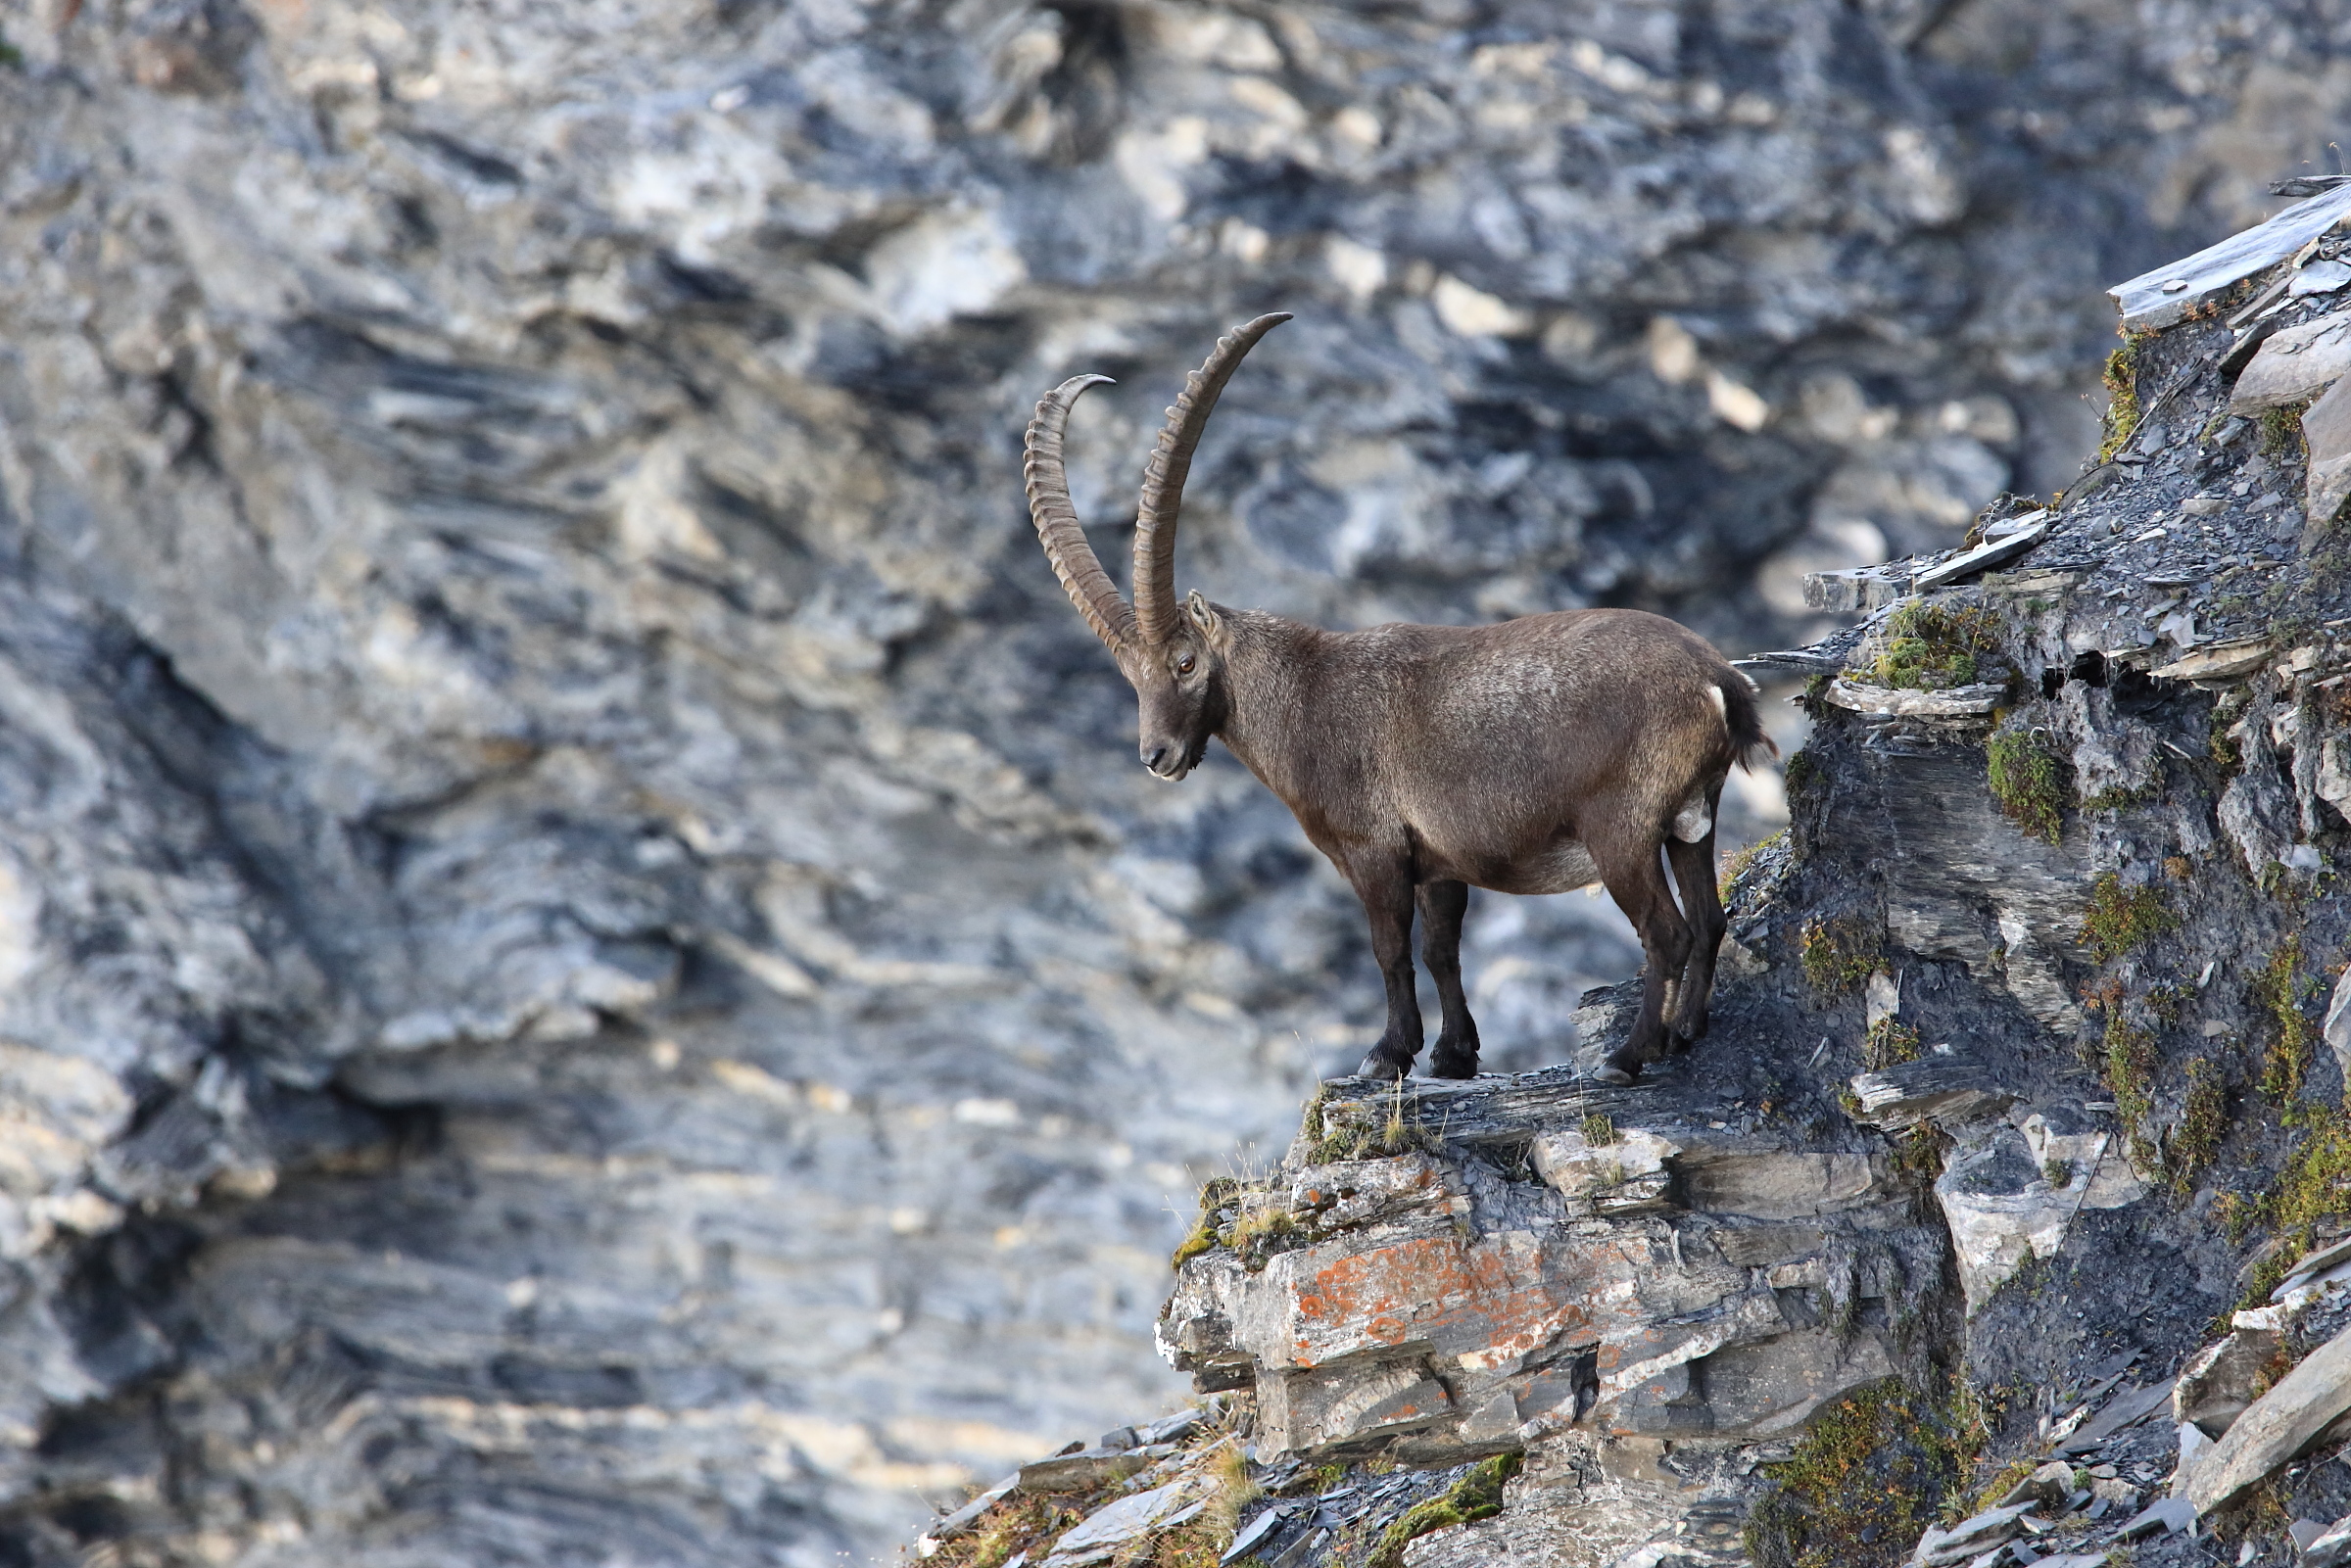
2178, 1327, 2351, 1514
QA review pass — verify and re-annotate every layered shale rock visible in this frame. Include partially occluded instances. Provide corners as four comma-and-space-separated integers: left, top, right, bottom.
7, 1, 2351, 1564
912, 182, 2351, 1568
1159, 1069, 1945, 1464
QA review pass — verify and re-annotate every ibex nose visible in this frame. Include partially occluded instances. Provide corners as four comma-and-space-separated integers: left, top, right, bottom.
1142, 745, 1171, 774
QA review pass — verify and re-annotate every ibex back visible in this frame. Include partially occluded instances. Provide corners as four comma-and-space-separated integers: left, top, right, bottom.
1023, 314, 1774, 1084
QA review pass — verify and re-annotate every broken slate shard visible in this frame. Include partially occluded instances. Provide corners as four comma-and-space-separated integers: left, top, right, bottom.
2305, 372, 2351, 527
2229, 313, 2351, 415
2175, 1325, 2351, 1514
1846, 1056, 2014, 1129
1911, 514, 2055, 591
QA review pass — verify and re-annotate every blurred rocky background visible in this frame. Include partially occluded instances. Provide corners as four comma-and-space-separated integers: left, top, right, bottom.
0, 0, 2345, 1562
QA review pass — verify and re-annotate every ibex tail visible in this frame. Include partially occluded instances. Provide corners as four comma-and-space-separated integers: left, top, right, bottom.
1719, 670, 1779, 772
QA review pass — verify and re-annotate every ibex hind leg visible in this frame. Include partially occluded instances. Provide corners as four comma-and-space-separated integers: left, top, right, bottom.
1591, 836, 1693, 1085
1664, 827, 1729, 1048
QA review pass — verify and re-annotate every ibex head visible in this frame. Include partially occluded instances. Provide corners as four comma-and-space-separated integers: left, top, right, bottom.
1022, 313, 1289, 782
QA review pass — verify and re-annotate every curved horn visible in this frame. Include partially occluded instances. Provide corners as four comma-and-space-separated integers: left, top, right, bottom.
1025, 373, 1137, 655
1132, 312, 1291, 645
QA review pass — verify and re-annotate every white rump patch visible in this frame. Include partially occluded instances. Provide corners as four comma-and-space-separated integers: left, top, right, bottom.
1705, 685, 1727, 719
1671, 794, 1712, 843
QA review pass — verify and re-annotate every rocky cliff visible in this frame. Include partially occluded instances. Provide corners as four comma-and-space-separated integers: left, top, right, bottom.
910, 186, 2351, 1568
3, 2, 2351, 1565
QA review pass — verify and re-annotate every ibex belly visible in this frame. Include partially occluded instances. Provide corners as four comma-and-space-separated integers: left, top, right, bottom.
1474, 840, 1602, 895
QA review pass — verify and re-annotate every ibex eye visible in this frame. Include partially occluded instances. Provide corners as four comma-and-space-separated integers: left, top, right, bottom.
1177, 655, 1196, 676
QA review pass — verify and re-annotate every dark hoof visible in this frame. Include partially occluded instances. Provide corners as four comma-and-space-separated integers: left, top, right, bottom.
1356, 1050, 1414, 1080
1592, 1046, 1645, 1086
1428, 1050, 1479, 1080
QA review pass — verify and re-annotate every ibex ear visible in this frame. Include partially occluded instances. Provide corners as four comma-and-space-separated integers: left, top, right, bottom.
1185, 590, 1225, 644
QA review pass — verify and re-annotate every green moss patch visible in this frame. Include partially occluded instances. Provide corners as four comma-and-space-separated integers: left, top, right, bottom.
1801, 920, 1878, 998
1366, 1453, 1520, 1568
1866, 601, 2006, 691
1745, 1379, 1982, 1568
1720, 828, 1788, 901
2102, 1012, 2159, 1169
932, 1492, 1089, 1568
2095, 333, 2150, 466
1304, 1083, 1439, 1165
1864, 1019, 1922, 1070
1172, 1176, 1242, 1270
2254, 938, 2319, 1103
2259, 400, 2311, 461
1988, 730, 2065, 843
2171, 1059, 2228, 1194
2227, 1104, 2351, 1304
2077, 875, 2175, 964
1785, 748, 1820, 797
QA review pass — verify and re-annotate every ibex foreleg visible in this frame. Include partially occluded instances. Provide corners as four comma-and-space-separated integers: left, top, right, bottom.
1352, 858, 1424, 1079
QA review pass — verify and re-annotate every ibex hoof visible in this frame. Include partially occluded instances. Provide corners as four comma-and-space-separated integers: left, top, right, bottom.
1356, 1050, 1414, 1080
1592, 1047, 1644, 1086
1428, 1050, 1478, 1080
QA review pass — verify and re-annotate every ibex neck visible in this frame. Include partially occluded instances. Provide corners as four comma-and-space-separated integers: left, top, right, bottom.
1215, 612, 1325, 798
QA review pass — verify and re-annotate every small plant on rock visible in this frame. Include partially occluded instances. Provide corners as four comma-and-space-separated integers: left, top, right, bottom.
1745, 1378, 1981, 1568
1864, 1019, 1922, 1070
1719, 828, 1787, 900
2102, 1014, 2159, 1168
2254, 937, 2319, 1102
2095, 333, 2150, 465
2234, 1101, 2351, 1306
2259, 400, 2310, 460
1171, 1176, 1241, 1270
1988, 729, 2065, 843
2077, 874, 2175, 964
1366, 1453, 1520, 1568
1784, 748, 1820, 797
1801, 919, 1879, 998
2170, 1059, 2228, 1194
2209, 704, 2244, 776
1867, 601, 2006, 691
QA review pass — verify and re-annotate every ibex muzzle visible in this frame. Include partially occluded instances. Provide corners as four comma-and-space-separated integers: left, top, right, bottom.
1024, 316, 1774, 1084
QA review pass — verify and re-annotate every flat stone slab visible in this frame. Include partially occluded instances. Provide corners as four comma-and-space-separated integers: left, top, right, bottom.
2121, 1497, 2198, 1539
918, 1474, 1019, 1554
2305, 1515, 2351, 1568
2178, 1325, 2351, 1514
2057, 1378, 2174, 1454
1911, 1500, 2033, 1566
2111, 182, 2351, 329
1824, 680, 2006, 719
2230, 311, 2351, 415
1848, 1056, 2015, 1130
1912, 515, 2054, 590
2305, 371, 2351, 527
1018, 1446, 1170, 1493
1042, 1479, 1209, 1567
2150, 638, 2276, 685
1805, 562, 1913, 612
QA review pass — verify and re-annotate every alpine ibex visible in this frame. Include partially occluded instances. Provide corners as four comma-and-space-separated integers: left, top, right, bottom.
1023, 314, 1773, 1084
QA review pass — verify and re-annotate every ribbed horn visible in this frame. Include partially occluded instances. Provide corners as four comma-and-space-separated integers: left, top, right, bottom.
1025, 373, 1136, 655
1132, 312, 1291, 645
